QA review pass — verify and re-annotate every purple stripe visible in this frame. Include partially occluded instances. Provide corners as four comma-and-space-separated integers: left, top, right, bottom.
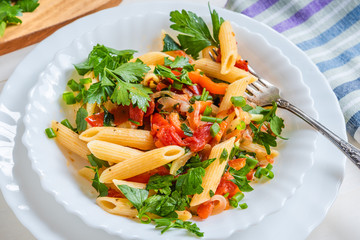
241, 0, 279, 18
273, 0, 333, 33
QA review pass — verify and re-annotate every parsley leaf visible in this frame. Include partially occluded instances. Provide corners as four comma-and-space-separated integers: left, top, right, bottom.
146, 174, 175, 195
154, 218, 204, 237
87, 154, 110, 168
112, 62, 151, 83
170, 9, 216, 59
209, 3, 225, 44
175, 167, 205, 195
180, 123, 193, 137
162, 34, 182, 52
164, 56, 194, 72
229, 167, 254, 192
86, 166, 108, 197
75, 108, 88, 132
219, 148, 228, 163
184, 155, 216, 169
17, 0, 39, 12
117, 185, 149, 211
110, 81, 153, 112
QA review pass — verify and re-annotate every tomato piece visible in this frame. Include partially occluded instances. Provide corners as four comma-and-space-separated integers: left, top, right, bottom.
129, 104, 144, 126
107, 188, 123, 198
110, 105, 129, 126
235, 59, 249, 71
228, 158, 246, 170
125, 166, 170, 183
86, 112, 105, 127
187, 101, 211, 129
166, 50, 195, 63
151, 113, 186, 147
197, 201, 214, 219
168, 112, 187, 138
144, 99, 155, 117
215, 172, 239, 198
187, 84, 203, 95
183, 123, 212, 152
156, 82, 169, 91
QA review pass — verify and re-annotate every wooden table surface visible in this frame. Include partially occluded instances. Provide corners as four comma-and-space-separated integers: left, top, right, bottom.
0, 0, 122, 55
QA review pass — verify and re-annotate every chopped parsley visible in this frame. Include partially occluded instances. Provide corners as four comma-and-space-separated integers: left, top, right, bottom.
180, 123, 193, 137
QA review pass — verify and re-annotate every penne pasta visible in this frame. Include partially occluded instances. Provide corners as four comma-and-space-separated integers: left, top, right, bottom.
169, 151, 194, 175
87, 140, 143, 163
79, 127, 155, 150
190, 137, 235, 207
219, 21, 237, 74
240, 142, 279, 161
51, 121, 90, 159
96, 197, 138, 217
218, 76, 253, 113
100, 146, 185, 183
130, 52, 174, 65
194, 58, 257, 83
113, 179, 147, 190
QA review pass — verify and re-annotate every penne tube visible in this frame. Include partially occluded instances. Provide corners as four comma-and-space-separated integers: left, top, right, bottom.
239, 142, 279, 161
194, 58, 257, 83
218, 76, 253, 113
219, 21, 237, 74
113, 179, 147, 190
87, 140, 143, 163
51, 121, 90, 159
96, 197, 138, 217
190, 137, 235, 207
79, 127, 155, 150
100, 146, 185, 183
130, 52, 174, 65
169, 151, 194, 175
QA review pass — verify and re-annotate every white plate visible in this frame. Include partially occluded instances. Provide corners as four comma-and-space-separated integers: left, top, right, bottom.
22, 3, 317, 239
0, 1, 345, 240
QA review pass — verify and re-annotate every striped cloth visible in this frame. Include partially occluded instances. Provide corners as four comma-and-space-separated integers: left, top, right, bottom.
225, 0, 360, 142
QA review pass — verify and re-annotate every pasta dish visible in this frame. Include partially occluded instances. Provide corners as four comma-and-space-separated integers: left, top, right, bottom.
45, 6, 286, 237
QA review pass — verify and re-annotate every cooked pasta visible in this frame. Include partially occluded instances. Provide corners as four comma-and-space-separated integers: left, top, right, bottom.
46, 7, 286, 237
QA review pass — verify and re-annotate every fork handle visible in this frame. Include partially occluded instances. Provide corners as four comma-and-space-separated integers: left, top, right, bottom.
277, 98, 360, 168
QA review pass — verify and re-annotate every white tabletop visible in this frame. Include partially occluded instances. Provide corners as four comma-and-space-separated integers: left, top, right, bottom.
1, 1, 360, 239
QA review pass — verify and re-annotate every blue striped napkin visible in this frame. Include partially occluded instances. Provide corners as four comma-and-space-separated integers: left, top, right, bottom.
225, 0, 360, 142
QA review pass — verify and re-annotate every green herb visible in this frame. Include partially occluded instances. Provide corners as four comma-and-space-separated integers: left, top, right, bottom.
101, 106, 114, 126
117, 185, 149, 211
87, 154, 109, 168
169, 6, 223, 58
231, 96, 246, 107
254, 164, 274, 179
60, 119, 75, 132
62, 92, 76, 105
210, 122, 220, 137
0, 0, 40, 37
238, 154, 258, 169
180, 123, 193, 137
184, 155, 216, 169
209, 190, 215, 197
200, 88, 209, 101
219, 148, 228, 163
175, 167, 205, 195
162, 34, 182, 52
201, 116, 222, 123
45, 128, 56, 138
146, 174, 175, 195
74, 44, 136, 76
203, 105, 212, 116
229, 192, 245, 208
17, 0, 39, 12
239, 203, 248, 209
67, 79, 80, 91
86, 166, 108, 197
223, 192, 229, 198
154, 218, 204, 237
164, 56, 194, 71
129, 119, 140, 125
229, 167, 254, 192
75, 107, 88, 132
189, 95, 213, 103
188, 105, 194, 113
236, 120, 246, 130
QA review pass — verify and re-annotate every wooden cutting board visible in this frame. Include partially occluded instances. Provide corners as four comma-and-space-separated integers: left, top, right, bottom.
0, 0, 122, 56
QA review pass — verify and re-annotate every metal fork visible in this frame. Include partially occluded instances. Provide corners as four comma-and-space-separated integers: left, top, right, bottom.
209, 50, 360, 169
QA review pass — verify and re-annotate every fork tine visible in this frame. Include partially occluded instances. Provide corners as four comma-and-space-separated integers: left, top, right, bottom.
246, 83, 259, 95
212, 48, 218, 56
208, 51, 217, 62
251, 81, 266, 91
